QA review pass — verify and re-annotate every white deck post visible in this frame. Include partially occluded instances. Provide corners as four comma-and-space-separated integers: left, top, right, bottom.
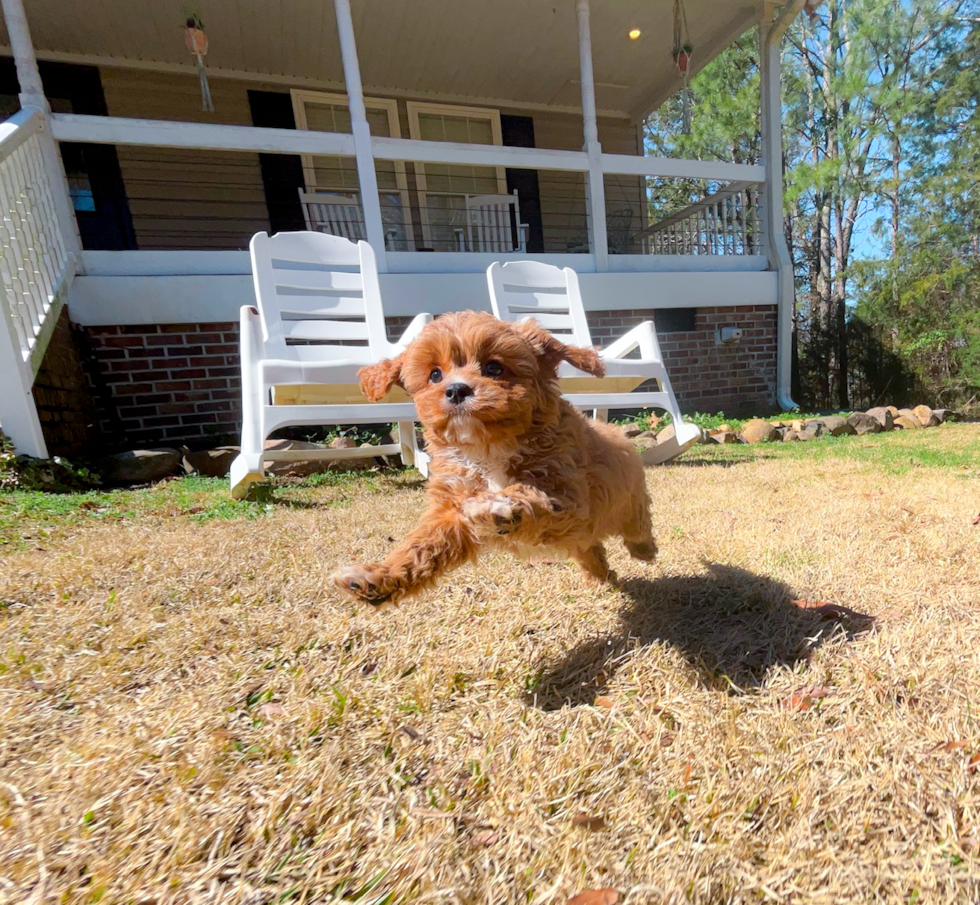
333, 0, 389, 273
1, 0, 83, 259
759, 1, 801, 410
576, 0, 609, 271
0, 302, 47, 457
0, 0, 47, 111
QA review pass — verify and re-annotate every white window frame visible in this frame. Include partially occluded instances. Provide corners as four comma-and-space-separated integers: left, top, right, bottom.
290, 89, 412, 249
406, 101, 508, 250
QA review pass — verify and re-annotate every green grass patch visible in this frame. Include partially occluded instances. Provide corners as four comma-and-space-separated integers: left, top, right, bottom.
617, 408, 850, 434
0, 467, 417, 551
675, 422, 980, 476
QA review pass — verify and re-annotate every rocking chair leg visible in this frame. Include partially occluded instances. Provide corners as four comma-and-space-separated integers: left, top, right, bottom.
230, 452, 266, 500
396, 421, 416, 467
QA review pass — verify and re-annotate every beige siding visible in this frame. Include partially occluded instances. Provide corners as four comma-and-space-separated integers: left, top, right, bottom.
524, 109, 644, 253
100, 68, 270, 250
98, 68, 644, 253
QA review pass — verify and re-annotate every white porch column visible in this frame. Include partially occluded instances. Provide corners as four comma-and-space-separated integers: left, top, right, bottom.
576, 0, 609, 271
0, 0, 83, 259
0, 0, 47, 111
0, 306, 47, 457
333, 0, 389, 272
759, 1, 802, 410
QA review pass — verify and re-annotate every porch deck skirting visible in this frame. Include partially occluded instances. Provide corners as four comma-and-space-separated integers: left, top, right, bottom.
70, 305, 778, 453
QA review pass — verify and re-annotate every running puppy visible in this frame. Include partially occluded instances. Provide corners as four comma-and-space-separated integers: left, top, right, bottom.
333, 310, 656, 605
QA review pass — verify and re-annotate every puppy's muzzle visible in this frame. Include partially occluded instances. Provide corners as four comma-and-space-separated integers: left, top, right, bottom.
445, 382, 474, 406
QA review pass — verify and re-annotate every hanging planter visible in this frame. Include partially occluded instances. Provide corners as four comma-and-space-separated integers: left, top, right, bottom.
184, 13, 214, 113
673, 44, 693, 75
672, 0, 693, 134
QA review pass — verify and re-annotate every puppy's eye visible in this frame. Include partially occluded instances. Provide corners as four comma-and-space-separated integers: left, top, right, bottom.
429, 368, 443, 384
482, 361, 504, 378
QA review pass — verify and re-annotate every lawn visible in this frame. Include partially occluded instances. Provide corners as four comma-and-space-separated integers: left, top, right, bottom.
1, 423, 979, 904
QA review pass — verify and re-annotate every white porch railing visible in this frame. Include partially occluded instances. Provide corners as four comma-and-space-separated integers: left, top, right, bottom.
639, 181, 762, 255
50, 112, 768, 263
0, 106, 78, 457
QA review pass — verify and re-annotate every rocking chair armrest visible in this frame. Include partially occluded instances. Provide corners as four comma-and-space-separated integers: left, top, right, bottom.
239, 305, 267, 365
392, 311, 434, 350
238, 305, 268, 425
600, 320, 659, 360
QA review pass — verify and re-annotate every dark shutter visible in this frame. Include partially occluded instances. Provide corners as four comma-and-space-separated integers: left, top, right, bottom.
500, 114, 543, 254
247, 90, 306, 235
0, 58, 137, 250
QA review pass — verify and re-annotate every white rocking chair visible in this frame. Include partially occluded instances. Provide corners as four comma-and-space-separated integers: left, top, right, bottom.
298, 189, 365, 241
487, 260, 701, 465
230, 231, 431, 499
459, 190, 528, 253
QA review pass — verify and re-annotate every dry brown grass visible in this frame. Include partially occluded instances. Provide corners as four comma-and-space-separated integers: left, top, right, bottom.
2, 424, 980, 905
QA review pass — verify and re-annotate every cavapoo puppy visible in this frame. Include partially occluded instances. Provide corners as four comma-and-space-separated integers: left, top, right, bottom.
332, 310, 656, 605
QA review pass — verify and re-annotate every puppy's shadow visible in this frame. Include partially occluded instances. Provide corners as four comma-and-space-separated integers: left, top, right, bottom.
529, 562, 873, 710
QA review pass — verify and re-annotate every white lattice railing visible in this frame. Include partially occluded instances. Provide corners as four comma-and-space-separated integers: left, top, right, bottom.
0, 106, 75, 371
0, 105, 78, 457
640, 181, 762, 255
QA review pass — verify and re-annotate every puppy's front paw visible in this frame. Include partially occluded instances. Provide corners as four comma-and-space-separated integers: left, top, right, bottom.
332, 563, 393, 606
462, 493, 523, 536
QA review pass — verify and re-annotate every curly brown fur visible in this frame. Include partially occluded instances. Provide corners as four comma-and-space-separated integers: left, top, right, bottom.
332, 311, 656, 605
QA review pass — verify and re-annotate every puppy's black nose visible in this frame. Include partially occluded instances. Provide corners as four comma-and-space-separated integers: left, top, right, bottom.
445, 383, 473, 405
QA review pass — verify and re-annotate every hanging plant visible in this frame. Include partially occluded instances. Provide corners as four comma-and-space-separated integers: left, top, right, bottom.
672, 43, 694, 75
672, 0, 693, 134
183, 13, 214, 113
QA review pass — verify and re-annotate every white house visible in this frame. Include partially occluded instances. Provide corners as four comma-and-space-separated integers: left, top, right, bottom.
0, 0, 803, 459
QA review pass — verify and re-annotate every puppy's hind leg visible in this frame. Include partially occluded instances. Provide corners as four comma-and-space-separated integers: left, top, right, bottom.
621, 492, 658, 563
572, 543, 617, 585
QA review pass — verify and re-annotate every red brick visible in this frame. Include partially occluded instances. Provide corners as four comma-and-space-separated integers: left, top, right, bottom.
114, 360, 152, 372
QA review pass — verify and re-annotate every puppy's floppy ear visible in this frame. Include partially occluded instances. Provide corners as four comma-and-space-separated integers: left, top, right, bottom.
358, 354, 405, 401
515, 319, 605, 378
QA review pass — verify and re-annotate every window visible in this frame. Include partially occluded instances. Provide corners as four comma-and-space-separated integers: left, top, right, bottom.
67, 174, 96, 212
407, 102, 507, 251
291, 90, 412, 250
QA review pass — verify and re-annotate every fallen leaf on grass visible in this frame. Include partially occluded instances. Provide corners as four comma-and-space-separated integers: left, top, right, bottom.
968, 754, 980, 772
594, 696, 615, 709
780, 685, 834, 712
571, 812, 606, 830
567, 889, 619, 905
972, 513, 980, 526
930, 740, 970, 753
471, 829, 499, 846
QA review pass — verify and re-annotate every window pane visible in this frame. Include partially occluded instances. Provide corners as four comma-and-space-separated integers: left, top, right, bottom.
365, 107, 393, 138
311, 156, 359, 191
417, 111, 494, 145
304, 102, 352, 134
424, 163, 498, 195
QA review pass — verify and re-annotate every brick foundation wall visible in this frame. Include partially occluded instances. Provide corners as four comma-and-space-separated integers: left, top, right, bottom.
83, 323, 242, 451
587, 305, 778, 416
80, 304, 777, 450
32, 307, 100, 457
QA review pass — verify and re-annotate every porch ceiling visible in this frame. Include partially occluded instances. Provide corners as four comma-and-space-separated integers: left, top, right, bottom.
6, 0, 761, 120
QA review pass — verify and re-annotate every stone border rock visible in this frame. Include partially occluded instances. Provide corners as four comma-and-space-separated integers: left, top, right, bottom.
699, 405, 953, 445
616, 404, 962, 452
